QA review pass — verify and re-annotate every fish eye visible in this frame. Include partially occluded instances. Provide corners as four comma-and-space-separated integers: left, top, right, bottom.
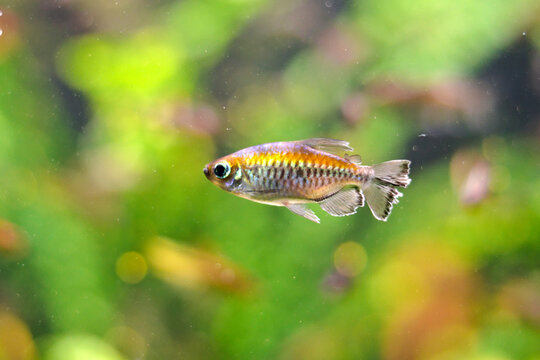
213, 162, 230, 179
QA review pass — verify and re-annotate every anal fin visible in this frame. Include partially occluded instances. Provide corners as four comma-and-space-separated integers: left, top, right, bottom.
319, 187, 364, 217
285, 204, 320, 224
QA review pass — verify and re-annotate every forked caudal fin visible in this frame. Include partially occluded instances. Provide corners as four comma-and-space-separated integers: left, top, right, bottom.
364, 160, 411, 221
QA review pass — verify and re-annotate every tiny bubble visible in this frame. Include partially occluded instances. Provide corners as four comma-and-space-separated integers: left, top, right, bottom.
418, 133, 426, 137
412, 145, 418, 151
325, 0, 332, 7
0, 10, 3, 16
222, 105, 227, 110
522, 32, 526, 36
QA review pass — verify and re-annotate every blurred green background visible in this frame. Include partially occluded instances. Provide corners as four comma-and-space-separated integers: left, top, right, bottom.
1, 0, 539, 359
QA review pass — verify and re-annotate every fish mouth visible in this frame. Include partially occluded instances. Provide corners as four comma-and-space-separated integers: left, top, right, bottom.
203, 164, 210, 178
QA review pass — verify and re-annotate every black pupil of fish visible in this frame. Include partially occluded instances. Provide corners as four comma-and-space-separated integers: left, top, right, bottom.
214, 164, 228, 178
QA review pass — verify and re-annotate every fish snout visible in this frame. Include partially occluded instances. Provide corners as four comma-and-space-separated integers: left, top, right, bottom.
203, 164, 210, 179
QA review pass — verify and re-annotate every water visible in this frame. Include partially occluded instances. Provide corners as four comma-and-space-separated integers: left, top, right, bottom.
1, 2, 539, 360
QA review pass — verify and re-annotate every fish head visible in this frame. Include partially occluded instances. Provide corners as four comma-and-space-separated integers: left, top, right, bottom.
203, 156, 243, 192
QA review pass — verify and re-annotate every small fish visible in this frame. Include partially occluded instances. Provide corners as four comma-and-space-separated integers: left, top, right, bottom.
203, 138, 411, 223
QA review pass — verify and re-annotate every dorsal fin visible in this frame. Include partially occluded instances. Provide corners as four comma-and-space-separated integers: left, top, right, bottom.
345, 154, 362, 164
298, 138, 353, 155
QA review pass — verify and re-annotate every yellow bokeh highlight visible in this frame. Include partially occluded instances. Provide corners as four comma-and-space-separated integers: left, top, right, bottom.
116, 251, 148, 284
333, 241, 368, 277
144, 237, 253, 294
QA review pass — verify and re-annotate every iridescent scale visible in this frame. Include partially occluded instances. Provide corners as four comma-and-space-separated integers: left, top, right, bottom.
233, 142, 370, 201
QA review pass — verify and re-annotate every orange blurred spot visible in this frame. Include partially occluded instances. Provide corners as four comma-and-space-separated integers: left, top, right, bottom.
115, 252, 148, 284
0, 10, 21, 60
0, 311, 36, 360
0, 220, 27, 257
498, 279, 540, 326
371, 242, 476, 360
145, 237, 254, 295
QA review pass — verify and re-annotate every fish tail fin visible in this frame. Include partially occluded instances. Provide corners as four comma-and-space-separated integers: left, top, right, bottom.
372, 160, 411, 187
363, 160, 411, 221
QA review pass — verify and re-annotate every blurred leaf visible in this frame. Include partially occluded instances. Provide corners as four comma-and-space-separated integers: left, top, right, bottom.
57, 31, 184, 99
353, 0, 540, 83
165, 0, 267, 60
0, 54, 73, 168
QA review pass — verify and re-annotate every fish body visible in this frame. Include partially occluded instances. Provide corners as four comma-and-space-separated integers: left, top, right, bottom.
203, 138, 411, 223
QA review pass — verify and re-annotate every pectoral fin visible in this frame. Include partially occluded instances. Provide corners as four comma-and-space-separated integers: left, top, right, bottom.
285, 204, 320, 224
319, 187, 364, 217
